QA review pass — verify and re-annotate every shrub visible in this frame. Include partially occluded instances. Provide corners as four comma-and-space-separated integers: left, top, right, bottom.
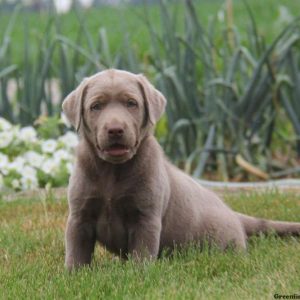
0, 116, 77, 192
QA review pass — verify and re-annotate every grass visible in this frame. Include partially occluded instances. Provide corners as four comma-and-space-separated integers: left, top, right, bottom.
0, 191, 300, 299
1, 0, 299, 67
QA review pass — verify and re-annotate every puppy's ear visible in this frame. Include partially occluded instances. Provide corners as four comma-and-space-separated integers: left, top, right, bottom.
138, 74, 167, 125
62, 78, 89, 132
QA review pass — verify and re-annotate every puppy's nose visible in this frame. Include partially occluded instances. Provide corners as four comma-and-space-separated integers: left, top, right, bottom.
108, 126, 124, 138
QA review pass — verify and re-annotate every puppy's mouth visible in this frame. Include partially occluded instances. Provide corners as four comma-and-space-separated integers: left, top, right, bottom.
99, 143, 130, 157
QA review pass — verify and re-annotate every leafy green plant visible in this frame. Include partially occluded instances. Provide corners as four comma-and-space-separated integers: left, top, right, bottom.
0, 4, 139, 126
144, 0, 300, 180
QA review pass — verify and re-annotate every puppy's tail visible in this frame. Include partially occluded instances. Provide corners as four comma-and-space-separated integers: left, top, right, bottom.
237, 213, 300, 237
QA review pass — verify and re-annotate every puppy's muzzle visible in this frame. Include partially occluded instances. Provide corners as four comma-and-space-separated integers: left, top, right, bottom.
101, 122, 130, 158
107, 125, 124, 139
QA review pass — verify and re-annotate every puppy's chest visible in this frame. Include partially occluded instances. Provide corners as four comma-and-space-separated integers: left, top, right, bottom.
94, 195, 141, 253
87, 171, 146, 252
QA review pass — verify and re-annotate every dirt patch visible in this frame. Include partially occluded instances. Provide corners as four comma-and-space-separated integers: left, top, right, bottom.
2, 179, 300, 202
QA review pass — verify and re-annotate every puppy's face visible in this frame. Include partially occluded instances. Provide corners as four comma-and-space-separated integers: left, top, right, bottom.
62, 69, 166, 164
83, 72, 145, 163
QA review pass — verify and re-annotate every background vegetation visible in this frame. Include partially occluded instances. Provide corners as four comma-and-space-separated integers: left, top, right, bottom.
1, 0, 300, 182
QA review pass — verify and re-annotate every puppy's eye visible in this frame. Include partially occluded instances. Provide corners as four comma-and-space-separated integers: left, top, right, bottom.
126, 99, 138, 108
90, 102, 102, 111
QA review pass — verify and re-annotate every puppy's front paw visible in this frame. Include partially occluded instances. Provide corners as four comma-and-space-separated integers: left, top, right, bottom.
65, 256, 90, 272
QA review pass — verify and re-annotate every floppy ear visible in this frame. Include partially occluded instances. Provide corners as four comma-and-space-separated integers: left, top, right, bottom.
62, 78, 89, 132
138, 74, 167, 125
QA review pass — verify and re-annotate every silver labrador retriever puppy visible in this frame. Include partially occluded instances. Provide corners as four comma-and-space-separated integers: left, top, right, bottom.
62, 69, 300, 270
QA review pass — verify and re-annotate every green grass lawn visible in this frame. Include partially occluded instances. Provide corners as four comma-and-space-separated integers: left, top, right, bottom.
0, 191, 299, 299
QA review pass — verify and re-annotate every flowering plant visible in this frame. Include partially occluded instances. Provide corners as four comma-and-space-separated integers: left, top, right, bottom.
0, 116, 78, 192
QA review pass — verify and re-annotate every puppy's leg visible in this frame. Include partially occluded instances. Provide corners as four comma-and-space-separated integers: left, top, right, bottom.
65, 215, 96, 271
128, 216, 161, 261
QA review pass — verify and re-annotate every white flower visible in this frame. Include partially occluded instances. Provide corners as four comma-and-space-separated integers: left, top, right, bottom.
20, 166, 38, 190
217, 10, 225, 22
53, 149, 71, 164
8, 157, 26, 174
42, 139, 58, 153
41, 158, 59, 175
0, 173, 3, 190
79, 0, 94, 8
23, 151, 45, 168
19, 126, 37, 143
0, 117, 12, 131
0, 130, 14, 148
0, 153, 9, 175
23, 165, 37, 179
278, 5, 293, 24
20, 173, 38, 190
66, 162, 74, 175
61, 112, 71, 128
54, 0, 72, 14
12, 179, 20, 189
58, 131, 78, 149
0, 153, 9, 168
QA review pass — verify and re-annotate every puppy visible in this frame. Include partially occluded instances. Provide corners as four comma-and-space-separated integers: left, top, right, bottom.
62, 69, 300, 270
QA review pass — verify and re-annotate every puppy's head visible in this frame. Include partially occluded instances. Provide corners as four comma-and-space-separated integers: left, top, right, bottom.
62, 69, 166, 164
